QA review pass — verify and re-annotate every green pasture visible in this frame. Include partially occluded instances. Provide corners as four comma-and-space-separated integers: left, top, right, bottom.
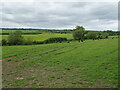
2, 38, 118, 88
0, 30, 40, 34
1, 33, 73, 41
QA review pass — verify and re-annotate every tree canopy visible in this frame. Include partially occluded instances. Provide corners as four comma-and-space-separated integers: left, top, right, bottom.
8, 31, 24, 45
73, 26, 85, 42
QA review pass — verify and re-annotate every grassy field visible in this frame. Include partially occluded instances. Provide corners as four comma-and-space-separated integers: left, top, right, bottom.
2, 38, 118, 88
1, 33, 73, 42
1, 33, 118, 42
0, 30, 40, 34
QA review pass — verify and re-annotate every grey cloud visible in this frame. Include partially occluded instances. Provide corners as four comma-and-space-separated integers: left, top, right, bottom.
1, 2, 118, 30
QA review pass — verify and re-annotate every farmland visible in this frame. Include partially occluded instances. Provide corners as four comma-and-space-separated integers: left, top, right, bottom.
2, 38, 118, 88
0, 30, 40, 34
1, 33, 72, 42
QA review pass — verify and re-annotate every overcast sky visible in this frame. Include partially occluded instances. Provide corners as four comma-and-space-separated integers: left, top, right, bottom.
1, 1, 118, 31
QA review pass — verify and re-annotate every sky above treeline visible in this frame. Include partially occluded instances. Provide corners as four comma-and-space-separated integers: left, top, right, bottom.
1, 1, 118, 31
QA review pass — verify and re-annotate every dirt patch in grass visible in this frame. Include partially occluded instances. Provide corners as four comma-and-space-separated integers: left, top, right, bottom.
16, 47, 66, 65
0, 53, 32, 61
2, 47, 66, 85
1, 46, 65, 62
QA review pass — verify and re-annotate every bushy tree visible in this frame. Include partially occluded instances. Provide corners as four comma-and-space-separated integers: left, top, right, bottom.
101, 33, 109, 39
73, 26, 85, 42
8, 31, 24, 45
97, 32, 109, 39
2, 39, 7, 45
73, 26, 85, 31
86, 32, 97, 40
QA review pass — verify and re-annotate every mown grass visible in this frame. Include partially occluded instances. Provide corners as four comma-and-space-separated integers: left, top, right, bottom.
1, 33, 73, 41
2, 38, 118, 88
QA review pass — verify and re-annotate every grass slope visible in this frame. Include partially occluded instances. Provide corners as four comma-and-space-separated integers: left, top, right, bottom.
2, 38, 118, 88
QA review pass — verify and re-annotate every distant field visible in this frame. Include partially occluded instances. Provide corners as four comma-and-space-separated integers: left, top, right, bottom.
0, 30, 40, 34
0, 30, 72, 35
1, 33, 118, 42
2, 38, 118, 88
1, 33, 73, 41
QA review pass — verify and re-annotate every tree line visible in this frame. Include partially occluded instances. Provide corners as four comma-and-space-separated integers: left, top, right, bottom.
73, 26, 109, 42
1, 26, 115, 46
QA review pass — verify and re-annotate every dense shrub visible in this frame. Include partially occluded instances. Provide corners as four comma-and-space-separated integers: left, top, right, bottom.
101, 33, 109, 39
97, 33, 109, 39
2, 39, 7, 45
86, 32, 109, 40
86, 32, 97, 40
44, 37, 67, 44
8, 31, 24, 45
33, 41, 44, 44
67, 39, 74, 41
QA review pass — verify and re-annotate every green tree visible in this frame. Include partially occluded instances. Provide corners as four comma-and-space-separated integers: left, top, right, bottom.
73, 26, 85, 42
86, 32, 97, 40
74, 26, 85, 31
101, 33, 109, 39
2, 39, 7, 45
8, 31, 24, 45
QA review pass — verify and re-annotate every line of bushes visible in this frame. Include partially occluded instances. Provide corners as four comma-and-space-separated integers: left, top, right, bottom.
44, 37, 67, 43
33, 37, 68, 45
1, 36, 68, 46
72, 26, 109, 42
84, 32, 109, 40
